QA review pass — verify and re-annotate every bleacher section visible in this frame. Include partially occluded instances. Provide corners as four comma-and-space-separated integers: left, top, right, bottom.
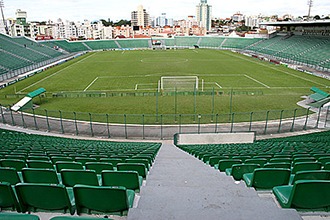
247, 35, 330, 69
175, 37, 200, 48
0, 128, 161, 217
0, 34, 70, 78
221, 37, 262, 49
199, 37, 226, 48
84, 40, 119, 50
177, 130, 330, 211
116, 39, 150, 49
42, 40, 90, 53
1, 33, 329, 82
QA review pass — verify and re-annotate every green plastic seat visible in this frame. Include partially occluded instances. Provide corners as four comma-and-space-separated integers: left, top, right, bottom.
243, 168, 291, 189
125, 159, 150, 170
27, 156, 50, 161
291, 162, 322, 174
0, 212, 39, 220
0, 182, 21, 212
273, 180, 330, 210
232, 156, 252, 162
50, 216, 112, 220
324, 162, 330, 170
22, 168, 59, 184
85, 162, 114, 174
55, 161, 84, 172
269, 158, 291, 164
216, 159, 242, 171
292, 158, 316, 166
75, 157, 97, 166
100, 158, 122, 167
226, 164, 260, 181
0, 159, 26, 171
61, 169, 99, 187
15, 183, 75, 214
290, 170, 330, 185
5, 155, 26, 161
318, 156, 330, 166
51, 156, 73, 164
27, 160, 54, 169
102, 170, 142, 192
132, 155, 153, 164
208, 156, 229, 167
264, 162, 291, 169
244, 158, 268, 167
73, 184, 135, 216
117, 163, 147, 178
0, 167, 22, 185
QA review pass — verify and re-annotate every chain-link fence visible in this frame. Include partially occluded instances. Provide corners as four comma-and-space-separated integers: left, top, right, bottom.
0, 105, 329, 140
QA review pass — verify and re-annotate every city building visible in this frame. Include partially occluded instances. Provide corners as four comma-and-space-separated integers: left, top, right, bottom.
196, 0, 212, 31
131, 5, 150, 27
10, 9, 37, 38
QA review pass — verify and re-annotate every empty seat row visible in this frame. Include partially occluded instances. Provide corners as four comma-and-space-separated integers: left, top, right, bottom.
0, 158, 152, 173
0, 182, 134, 216
0, 165, 145, 191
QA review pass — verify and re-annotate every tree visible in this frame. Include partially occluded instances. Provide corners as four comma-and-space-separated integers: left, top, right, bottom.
100, 19, 113, 27
114, 20, 131, 26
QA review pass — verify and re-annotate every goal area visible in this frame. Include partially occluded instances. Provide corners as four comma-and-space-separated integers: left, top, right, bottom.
160, 76, 199, 92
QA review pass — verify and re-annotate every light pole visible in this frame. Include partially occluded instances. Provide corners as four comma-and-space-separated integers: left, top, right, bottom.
0, 0, 9, 35
307, 0, 313, 20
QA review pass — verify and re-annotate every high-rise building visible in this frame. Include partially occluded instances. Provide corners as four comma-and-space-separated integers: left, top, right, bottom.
131, 5, 150, 27
196, 0, 212, 31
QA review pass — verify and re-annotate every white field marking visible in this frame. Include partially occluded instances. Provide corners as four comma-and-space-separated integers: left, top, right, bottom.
226, 52, 328, 87
98, 75, 147, 79
244, 74, 271, 88
122, 51, 125, 54
19, 53, 97, 93
140, 58, 189, 63
135, 83, 159, 91
201, 74, 244, 77
84, 77, 99, 92
215, 82, 222, 88
193, 50, 199, 53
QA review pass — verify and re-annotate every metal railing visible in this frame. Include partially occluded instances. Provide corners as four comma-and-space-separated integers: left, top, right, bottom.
0, 105, 329, 140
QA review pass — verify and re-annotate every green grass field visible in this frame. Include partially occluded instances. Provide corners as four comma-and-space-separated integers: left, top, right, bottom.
1, 49, 329, 123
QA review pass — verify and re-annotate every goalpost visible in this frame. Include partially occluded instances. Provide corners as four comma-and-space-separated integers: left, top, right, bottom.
160, 76, 199, 92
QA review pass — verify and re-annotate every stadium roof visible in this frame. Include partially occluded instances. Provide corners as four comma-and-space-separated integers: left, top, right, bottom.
260, 20, 330, 27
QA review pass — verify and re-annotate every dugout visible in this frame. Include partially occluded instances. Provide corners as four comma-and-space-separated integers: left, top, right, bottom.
11, 88, 46, 111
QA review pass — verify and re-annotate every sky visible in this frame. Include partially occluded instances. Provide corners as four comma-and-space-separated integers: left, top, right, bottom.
2, 0, 330, 22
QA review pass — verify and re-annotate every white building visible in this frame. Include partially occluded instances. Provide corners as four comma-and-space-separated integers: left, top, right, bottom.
196, 0, 212, 31
131, 5, 150, 27
245, 16, 261, 29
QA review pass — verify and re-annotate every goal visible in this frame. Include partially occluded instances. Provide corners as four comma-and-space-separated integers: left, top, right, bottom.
160, 76, 199, 92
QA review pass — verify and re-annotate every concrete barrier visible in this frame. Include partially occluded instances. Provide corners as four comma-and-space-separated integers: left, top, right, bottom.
175, 132, 255, 145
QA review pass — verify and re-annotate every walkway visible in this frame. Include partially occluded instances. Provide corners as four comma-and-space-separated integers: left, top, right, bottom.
128, 142, 302, 220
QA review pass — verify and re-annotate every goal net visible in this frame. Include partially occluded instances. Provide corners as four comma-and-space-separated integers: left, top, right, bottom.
160, 76, 199, 92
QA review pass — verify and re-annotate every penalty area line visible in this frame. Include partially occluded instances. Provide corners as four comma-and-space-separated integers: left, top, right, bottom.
215, 82, 222, 88
84, 77, 99, 91
244, 74, 270, 88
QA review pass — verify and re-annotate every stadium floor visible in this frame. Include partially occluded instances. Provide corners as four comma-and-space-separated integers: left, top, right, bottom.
127, 141, 302, 220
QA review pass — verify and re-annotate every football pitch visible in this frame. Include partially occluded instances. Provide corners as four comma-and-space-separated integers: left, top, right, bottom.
1, 49, 329, 120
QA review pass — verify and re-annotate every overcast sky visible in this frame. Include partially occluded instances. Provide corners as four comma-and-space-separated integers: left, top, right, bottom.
3, 0, 330, 22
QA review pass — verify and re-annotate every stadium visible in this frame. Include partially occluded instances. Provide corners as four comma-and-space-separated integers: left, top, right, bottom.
0, 17, 330, 220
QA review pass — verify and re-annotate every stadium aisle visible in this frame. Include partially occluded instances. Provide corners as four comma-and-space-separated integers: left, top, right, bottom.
128, 141, 302, 220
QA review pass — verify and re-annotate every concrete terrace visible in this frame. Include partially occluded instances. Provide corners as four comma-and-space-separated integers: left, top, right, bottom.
128, 142, 302, 220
